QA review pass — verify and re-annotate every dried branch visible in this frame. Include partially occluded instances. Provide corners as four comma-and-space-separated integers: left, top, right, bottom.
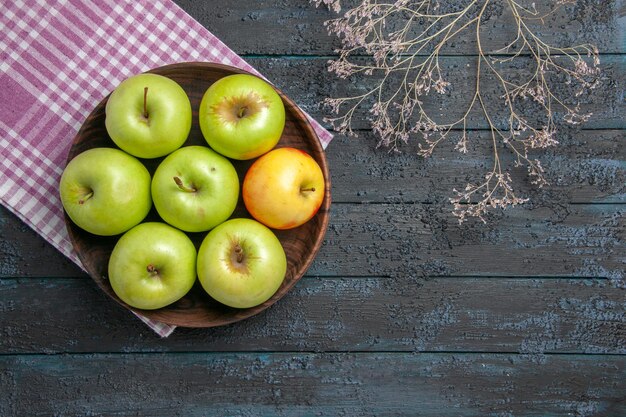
314, 0, 601, 223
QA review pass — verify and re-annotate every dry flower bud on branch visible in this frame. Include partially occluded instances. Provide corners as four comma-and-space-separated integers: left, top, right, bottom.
313, 0, 601, 223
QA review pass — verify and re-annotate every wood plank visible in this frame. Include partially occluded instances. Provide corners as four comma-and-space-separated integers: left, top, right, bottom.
0, 205, 82, 278
173, 0, 626, 55
1, 277, 624, 354
245, 55, 625, 131
2, 3, 624, 415
327, 129, 625, 204
0, 129, 623, 279
2, 60, 621, 277
1, 203, 623, 279
1, 352, 624, 416
315, 203, 624, 278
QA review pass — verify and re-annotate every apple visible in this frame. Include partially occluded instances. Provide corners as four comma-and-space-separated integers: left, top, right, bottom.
243, 147, 325, 230
59, 147, 152, 236
105, 73, 192, 159
151, 145, 240, 233
197, 218, 287, 309
108, 222, 197, 310
198, 73, 285, 160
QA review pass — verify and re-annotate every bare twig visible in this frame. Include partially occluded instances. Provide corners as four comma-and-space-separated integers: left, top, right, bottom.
314, 0, 600, 223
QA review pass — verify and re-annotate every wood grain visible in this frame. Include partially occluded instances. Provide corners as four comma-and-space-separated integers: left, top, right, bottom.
245, 56, 625, 131
173, 0, 626, 55
2, 202, 623, 279
2, 128, 623, 279
1, 1, 624, 416
1, 277, 624, 354
1, 352, 624, 416
326, 130, 625, 204
313, 203, 625, 279
65, 62, 331, 327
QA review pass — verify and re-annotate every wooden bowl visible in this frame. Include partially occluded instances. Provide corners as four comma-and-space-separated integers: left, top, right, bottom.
65, 62, 331, 328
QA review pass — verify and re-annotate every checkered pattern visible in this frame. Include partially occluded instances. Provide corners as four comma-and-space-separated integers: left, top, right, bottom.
0, 0, 333, 337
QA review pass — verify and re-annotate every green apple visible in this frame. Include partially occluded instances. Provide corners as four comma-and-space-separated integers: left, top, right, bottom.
243, 147, 325, 229
105, 73, 192, 159
108, 222, 197, 310
197, 218, 287, 308
199, 73, 285, 160
151, 145, 240, 233
59, 147, 152, 236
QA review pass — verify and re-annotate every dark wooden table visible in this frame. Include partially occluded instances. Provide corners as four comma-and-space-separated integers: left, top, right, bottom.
1, 1, 624, 415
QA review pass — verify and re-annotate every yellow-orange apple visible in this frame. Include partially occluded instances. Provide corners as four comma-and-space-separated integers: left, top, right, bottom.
243, 147, 325, 229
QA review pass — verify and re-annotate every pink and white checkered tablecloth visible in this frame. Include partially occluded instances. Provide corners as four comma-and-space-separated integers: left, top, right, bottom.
0, 0, 333, 337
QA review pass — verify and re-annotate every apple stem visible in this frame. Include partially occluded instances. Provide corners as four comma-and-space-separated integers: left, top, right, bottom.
300, 187, 316, 193
237, 106, 247, 118
78, 190, 94, 205
147, 264, 159, 276
143, 87, 149, 119
234, 245, 245, 263
173, 176, 197, 193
